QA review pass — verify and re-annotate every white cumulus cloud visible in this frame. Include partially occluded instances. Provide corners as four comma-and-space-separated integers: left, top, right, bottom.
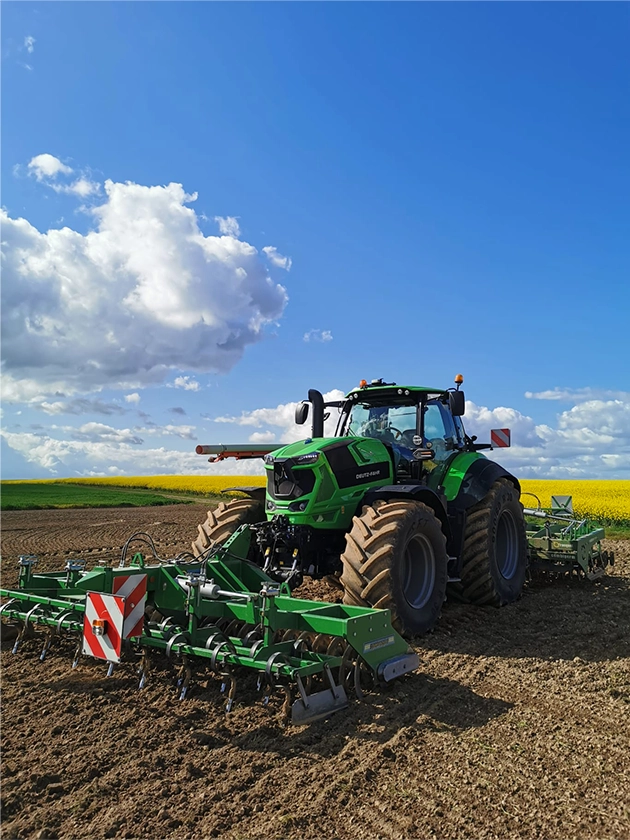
60, 177, 100, 198
24, 154, 100, 197
2, 164, 289, 400
171, 376, 201, 391
249, 431, 277, 443
214, 389, 346, 442
143, 424, 197, 440
214, 216, 241, 237
24, 36, 36, 54
125, 393, 141, 405
262, 246, 292, 271
27, 154, 73, 180
303, 329, 333, 343
464, 398, 630, 478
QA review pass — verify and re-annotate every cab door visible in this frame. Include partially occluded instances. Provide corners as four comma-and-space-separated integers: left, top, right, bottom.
421, 399, 460, 488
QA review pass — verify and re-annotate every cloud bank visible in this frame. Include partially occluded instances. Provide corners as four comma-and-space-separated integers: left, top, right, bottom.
2, 161, 290, 401
2, 391, 628, 479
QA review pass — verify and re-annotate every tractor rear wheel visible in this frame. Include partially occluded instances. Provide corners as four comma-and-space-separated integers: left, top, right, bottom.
449, 478, 527, 606
192, 498, 266, 559
340, 500, 448, 636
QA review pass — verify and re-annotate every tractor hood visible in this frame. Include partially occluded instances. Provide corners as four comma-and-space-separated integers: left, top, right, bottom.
265, 437, 357, 463
265, 435, 394, 515
267, 437, 341, 460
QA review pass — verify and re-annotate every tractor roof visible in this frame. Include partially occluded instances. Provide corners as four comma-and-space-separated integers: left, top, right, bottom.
345, 381, 446, 399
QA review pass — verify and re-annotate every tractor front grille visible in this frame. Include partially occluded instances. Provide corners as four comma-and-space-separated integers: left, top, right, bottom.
267, 461, 316, 500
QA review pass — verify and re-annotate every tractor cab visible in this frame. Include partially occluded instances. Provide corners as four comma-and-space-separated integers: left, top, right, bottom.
335, 378, 466, 483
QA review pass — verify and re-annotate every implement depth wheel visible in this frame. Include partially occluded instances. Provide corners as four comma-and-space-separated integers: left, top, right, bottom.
192, 498, 266, 559
340, 500, 448, 636
449, 478, 528, 606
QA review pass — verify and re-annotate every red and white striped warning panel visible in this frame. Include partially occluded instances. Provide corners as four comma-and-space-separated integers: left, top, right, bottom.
83, 592, 125, 663
113, 573, 147, 640
82, 574, 147, 663
491, 428, 511, 448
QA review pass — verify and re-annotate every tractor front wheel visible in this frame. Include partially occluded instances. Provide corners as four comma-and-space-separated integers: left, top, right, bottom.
449, 478, 528, 606
192, 497, 266, 559
340, 500, 448, 636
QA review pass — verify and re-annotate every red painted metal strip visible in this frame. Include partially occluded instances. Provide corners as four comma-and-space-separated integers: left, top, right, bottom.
491, 428, 511, 447
113, 574, 147, 601
90, 591, 122, 657
83, 611, 105, 659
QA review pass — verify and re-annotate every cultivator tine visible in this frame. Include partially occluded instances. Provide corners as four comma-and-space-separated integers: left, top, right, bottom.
11, 624, 25, 655
339, 645, 354, 692
219, 666, 237, 712
279, 684, 293, 723
166, 631, 188, 660
39, 632, 53, 662
138, 650, 151, 690
11, 603, 45, 655
242, 625, 263, 646
71, 640, 82, 669
106, 662, 116, 678
176, 656, 192, 701
295, 674, 310, 708
208, 637, 237, 669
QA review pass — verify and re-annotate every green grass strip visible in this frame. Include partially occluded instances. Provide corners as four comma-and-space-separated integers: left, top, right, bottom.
0, 483, 193, 511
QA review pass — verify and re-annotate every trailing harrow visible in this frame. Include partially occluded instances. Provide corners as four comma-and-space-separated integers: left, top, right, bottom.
0, 526, 418, 724
523, 494, 614, 579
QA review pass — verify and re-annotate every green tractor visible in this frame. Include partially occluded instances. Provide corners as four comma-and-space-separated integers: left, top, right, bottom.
194, 376, 528, 636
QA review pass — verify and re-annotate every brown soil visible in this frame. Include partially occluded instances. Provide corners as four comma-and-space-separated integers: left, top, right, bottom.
1, 505, 629, 840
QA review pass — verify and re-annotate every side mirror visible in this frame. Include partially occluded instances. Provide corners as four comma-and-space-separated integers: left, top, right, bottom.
449, 390, 465, 416
295, 401, 309, 425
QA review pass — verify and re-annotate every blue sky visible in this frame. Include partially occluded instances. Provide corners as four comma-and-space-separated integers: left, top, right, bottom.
2, 2, 629, 480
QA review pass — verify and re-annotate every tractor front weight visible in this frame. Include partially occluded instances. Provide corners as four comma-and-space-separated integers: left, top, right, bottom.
0, 526, 418, 724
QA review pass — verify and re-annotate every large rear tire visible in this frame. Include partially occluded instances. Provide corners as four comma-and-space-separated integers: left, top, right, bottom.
340, 500, 448, 636
192, 498, 266, 558
449, 478, 528, 605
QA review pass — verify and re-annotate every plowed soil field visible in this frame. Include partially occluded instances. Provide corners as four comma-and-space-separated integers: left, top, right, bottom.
1, 505, 629, 840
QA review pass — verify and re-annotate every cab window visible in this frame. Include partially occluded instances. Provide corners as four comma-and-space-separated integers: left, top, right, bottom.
422, 400, 458, 462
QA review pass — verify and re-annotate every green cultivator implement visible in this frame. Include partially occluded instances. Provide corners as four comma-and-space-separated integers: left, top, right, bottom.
1, 374, 614, 722
0, 528, 417, 724
522, 494, 613, 579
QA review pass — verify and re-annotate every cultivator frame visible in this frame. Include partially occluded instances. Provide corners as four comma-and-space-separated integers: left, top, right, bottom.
523, 495, 614, 580
0, 527, 418, 724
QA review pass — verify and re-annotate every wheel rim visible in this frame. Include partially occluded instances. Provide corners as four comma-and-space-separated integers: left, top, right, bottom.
402, 534, 436, 610
496, 509, 519, 579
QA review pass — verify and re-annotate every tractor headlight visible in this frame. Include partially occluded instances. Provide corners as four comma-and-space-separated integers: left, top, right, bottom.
264, 454, 275, 465
288, 500, 309, 511
296, 452, 320, 464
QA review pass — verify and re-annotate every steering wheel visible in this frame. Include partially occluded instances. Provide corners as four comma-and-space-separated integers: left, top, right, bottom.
388, 427, 404, 440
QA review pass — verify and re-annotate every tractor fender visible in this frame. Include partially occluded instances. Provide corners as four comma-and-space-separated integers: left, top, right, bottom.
450, 459, 520, 512
361, 485, 451, 542
221, 486, 266, 503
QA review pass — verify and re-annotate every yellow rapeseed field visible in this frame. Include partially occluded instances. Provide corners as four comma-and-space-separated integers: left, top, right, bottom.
519, 479, 629, 525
